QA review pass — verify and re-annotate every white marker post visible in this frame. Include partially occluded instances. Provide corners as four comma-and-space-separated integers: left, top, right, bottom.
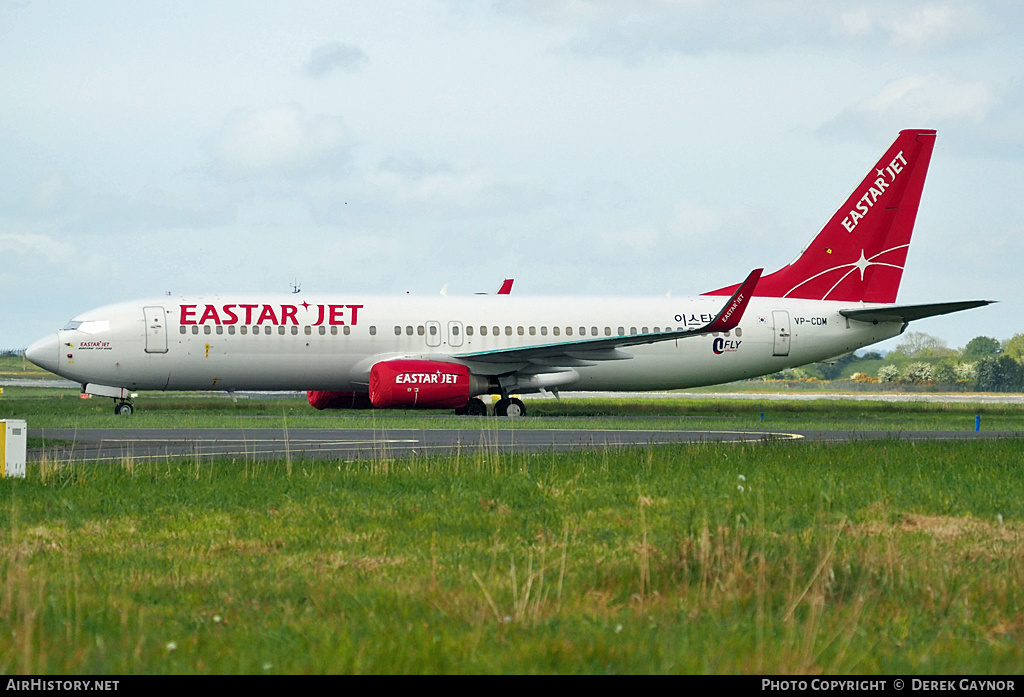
1, 419, 27, 479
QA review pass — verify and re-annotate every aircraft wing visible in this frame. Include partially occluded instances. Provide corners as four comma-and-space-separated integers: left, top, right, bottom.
454, 268, 762, 365
839, 300, 994, 324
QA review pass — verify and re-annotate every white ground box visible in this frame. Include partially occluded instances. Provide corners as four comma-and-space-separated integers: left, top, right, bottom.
2, 419, 27, 478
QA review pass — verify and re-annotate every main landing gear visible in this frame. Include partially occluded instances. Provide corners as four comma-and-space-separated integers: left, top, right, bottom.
495, 397, 526, 418
454, 396, 526, 417
114, 399, 134, 416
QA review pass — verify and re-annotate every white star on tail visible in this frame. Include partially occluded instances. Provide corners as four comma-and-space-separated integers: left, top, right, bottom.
781, 244, 910, 299
854, 250, 871, 280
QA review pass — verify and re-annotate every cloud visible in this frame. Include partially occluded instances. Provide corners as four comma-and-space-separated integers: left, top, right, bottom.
820, 74, 1000, 144
859, 75, 997, 124
303, 41, 368, 77
0, 232, 76, 264
499, 0, 1005, 61
212, 105, 353, 178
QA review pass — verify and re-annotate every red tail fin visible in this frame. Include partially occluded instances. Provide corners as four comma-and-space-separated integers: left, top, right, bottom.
706, 129, 936, 303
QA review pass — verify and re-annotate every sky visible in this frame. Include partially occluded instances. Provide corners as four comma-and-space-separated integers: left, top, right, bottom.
2, 0, 1022, 352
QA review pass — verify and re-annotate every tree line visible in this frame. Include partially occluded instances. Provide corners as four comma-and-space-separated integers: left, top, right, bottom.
777, 332, 1024, 392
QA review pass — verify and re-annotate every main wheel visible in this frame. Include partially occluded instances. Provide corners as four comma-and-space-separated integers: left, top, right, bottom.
495, 397, 526, 418
465, 397, 488, 416
114, 401, 134, 416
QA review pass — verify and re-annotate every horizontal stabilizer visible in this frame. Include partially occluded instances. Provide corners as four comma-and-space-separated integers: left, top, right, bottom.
839, 300, 994, 324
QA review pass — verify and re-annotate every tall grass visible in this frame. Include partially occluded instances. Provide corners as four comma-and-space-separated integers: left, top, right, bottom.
3, 439, 1024, 673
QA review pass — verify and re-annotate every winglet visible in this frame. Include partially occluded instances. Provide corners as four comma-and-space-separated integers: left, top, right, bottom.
705, 268, 762, 332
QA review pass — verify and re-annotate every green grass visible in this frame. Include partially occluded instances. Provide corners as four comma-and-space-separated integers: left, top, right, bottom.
0, 355, 52, 380
3, 388, 1024, 432
3, 439, 1024, 674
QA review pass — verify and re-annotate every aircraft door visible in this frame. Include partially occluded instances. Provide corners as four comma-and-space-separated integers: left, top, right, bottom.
772, 310, 791, 357
448, 321, 464, 347
143, 306, 168, 354
425, 321, 442, 348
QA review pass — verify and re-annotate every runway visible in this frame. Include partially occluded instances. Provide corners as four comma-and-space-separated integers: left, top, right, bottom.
28, 426, 1024, 463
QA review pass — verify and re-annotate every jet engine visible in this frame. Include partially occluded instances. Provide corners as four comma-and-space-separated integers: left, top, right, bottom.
369, 360, 487, 409
306, 390, 374, 410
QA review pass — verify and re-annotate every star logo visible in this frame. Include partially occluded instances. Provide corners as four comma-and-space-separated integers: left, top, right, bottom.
854, 249, 871, 280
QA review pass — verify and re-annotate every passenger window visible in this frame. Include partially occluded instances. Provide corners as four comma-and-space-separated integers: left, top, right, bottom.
517, 326, 525, 336
369, 326, 377, 336
216, 326, 224, 335
466, 326, 473, 336
241, 326, 248, 335
406, 326, 413, 336
480, 326, 488, 336
553, 327, 560, 336
452, 325, 460, 336
331, 326, 337, 335
265, 326, 272, 335
394, 326, 402, 336
630, 327, 637, 335
228, 326, 236, 335
735, 327, 743, 337
192, 326, 199, 335
343, 326, 350, 335
304, 326, 311, 336
604, 327, 611, 336
505, 326, 512, 336
617, 327, 624, 336
429, 325, 438, 335
417, 325, 425, 336
179, 326, 186, 334
540, 326, 547, 336
529, 326, 536, 336
292, 326, 299, 335
279, 326, 286, 335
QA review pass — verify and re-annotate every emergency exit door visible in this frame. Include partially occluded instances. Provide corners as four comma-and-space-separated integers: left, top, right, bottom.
143, 306, 168, 354
772, 310, 791, 357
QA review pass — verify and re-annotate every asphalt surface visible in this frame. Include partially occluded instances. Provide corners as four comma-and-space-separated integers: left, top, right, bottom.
27, 426, 1024, 463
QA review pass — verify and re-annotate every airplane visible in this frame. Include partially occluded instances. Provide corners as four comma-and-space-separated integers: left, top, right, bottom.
24, 129, 991, 417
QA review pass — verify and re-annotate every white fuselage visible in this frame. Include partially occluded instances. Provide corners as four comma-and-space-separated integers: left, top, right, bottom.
30, 293, 904, 394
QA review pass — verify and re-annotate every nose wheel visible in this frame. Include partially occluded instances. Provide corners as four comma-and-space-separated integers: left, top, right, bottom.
114, 400, 134, 416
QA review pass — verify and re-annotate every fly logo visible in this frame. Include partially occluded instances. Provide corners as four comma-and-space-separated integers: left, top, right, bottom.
395, 372, 462, 385
841, 150, 908, 234
713, 338, 741, 355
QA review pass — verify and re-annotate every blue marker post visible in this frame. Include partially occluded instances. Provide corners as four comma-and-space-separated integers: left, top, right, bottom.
975, 414, 981, 432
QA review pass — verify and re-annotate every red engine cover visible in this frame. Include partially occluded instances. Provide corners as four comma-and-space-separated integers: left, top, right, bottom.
369, 360, 471, 409
306, 391, 373, 410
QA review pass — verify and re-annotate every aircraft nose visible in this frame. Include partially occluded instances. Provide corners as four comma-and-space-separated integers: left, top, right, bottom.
25, 333, 60, 374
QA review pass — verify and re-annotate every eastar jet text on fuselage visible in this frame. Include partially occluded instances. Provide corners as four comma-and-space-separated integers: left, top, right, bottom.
25, 130, 992, 417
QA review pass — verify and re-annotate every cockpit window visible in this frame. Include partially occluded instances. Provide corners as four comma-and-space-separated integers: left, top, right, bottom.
63, 320, 110, 334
